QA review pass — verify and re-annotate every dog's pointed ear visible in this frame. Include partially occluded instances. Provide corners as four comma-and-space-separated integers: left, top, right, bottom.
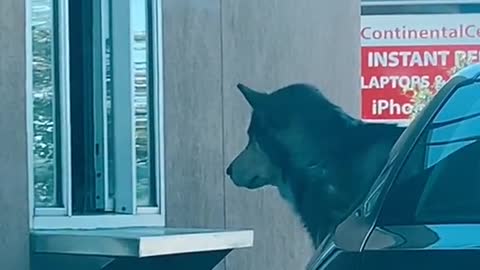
237, 83, 267, 109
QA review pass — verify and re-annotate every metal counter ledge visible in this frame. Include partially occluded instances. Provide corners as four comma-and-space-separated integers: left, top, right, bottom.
31, 227, 254, 258
31, 227, 254, 270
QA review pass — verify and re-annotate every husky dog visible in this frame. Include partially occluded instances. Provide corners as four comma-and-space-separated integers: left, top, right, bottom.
226, 83, 406, 248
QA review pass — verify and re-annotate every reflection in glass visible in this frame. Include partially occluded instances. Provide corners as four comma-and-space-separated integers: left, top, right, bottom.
427, 83, 480, 167
104, 0, 115, 204
106, 0, 155, 206
133, 0, 155, 206
431, 116, 480, 143
427, 140, 475, 168
434, 83, 480, 123
32, 0, 61, 207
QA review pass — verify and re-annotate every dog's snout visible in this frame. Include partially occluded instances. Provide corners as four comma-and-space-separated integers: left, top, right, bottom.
226, 164, 233, 176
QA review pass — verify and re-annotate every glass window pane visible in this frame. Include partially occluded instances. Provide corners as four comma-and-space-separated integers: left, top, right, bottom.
434, 83, 480, 123
106, 0, 157, 208
32, 0, 62, 207
430, 116, 480, 144
104, 0, 115, 208
133, 0, 156, 207
426, 140, 475, 168
378, 82, 480, 225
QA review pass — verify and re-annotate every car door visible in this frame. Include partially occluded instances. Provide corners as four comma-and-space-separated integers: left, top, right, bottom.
361, 79, 480, 270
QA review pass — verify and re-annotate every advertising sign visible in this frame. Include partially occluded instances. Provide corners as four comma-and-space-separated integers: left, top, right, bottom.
361, 13, 480, 123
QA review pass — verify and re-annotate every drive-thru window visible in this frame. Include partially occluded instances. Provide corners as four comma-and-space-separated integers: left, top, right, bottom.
29, 1, 253, 269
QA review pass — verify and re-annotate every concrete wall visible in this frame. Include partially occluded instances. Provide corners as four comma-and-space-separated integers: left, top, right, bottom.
0, 0, 31, 269
163, 0, 361, 270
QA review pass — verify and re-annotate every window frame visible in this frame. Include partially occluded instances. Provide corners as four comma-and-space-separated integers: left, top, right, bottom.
29, 0, 71, 217
28, 0, 166, 229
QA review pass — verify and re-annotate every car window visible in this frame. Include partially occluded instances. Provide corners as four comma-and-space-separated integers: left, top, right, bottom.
433, 82, 480, 123
377, 82, 480, 226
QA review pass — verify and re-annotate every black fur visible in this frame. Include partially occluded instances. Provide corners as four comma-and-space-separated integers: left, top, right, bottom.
228, 83, 406, 248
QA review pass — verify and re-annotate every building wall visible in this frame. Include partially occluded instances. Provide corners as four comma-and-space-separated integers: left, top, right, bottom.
163, 0, 361, 270
0, 0, 31, 269
0, 0, 359, 269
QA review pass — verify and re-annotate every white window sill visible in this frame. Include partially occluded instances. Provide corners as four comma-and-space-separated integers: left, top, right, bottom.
31, 227, 254, 258
33, 214, 166, 229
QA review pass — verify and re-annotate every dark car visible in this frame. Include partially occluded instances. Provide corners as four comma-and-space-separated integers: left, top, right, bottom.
307, 63, 480, 270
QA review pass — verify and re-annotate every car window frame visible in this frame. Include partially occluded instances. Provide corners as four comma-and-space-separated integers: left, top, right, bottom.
372, 76, 480, 227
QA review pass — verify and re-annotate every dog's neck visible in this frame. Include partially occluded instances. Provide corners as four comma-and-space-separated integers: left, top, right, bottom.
287, 162, 354, 248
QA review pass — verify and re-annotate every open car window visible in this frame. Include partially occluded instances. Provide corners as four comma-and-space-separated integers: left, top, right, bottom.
377, 81, 480, 226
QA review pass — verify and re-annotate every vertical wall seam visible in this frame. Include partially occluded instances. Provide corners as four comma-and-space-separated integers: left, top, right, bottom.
219, 0, 227, 269
219, 0, 225, 229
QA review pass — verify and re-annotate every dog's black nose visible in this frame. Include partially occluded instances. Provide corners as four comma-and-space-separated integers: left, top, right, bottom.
226, 164, 232, 176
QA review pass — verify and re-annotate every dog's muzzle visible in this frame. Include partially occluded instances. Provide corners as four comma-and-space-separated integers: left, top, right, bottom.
226, 164, 233, 176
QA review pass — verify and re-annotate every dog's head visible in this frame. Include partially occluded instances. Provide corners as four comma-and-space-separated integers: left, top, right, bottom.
226, 83, 359, 192
226, 84, 283, 190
